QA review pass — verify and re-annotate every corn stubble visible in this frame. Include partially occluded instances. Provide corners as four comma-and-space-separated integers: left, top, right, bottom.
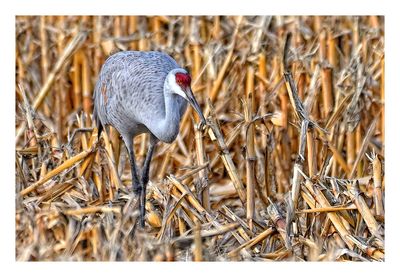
15, 16, 384, 261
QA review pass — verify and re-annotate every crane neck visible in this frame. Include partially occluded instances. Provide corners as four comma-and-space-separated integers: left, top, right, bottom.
150, 81, 184, 143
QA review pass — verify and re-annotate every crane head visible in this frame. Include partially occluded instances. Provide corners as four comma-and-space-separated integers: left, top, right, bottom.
168, 69, 206, 127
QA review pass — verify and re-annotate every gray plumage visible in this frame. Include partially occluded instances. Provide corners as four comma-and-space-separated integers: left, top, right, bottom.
93, 51, 205, 228
94, 51, 187, 142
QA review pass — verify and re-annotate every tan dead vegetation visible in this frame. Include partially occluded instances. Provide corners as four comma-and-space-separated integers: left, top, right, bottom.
15, 16, 384, 261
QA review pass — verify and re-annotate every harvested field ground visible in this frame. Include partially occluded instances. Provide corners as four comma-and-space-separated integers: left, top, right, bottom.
15, 16, 384, 261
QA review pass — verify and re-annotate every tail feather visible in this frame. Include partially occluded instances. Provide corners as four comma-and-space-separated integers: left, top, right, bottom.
93, 106, 104, 139
97, 122, 103, 138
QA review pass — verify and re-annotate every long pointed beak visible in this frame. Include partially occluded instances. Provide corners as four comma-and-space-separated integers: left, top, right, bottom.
185, 87, 206, 127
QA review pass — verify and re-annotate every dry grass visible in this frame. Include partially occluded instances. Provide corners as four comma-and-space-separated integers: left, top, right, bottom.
15, 16, 384, 261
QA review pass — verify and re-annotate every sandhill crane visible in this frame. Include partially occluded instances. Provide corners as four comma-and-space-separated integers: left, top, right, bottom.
93, 51, 206, 228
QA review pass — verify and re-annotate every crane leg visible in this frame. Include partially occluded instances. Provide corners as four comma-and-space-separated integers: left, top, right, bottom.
139, 135, 158, 228
123, 135, 142, 195
141, 135, 158, 185
124, 136, 145, 228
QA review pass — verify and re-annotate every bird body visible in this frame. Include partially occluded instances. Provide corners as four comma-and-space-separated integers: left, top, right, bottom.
93, 51, 205, 227
94, 51, 188, 142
